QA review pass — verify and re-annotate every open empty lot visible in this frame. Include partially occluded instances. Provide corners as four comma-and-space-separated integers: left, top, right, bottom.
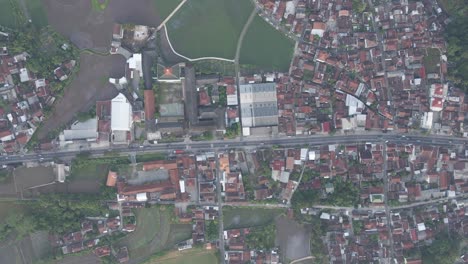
36, 53, 125, 141
240, 15, 294, 71
166, 0, 253, 59
146, 248, 218, 264
58, 253, 101, 264
43, 0, 162, 51
223, 206, 285, 229
276, 216, 311, 262
118, 206, 192, 264
423, 48, 441, 74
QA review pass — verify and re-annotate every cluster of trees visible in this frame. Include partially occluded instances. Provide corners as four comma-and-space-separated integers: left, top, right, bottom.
291, 189, 320, 211
245, 223, 276, 250
291, 177, 359, 210
30, 193, 108, 234
446, 13, 468, 91
352, 0, 367, 14
0, 193, 113, 241
325, 178, 359, 207
0, 212, 35, 241
225, 122, 240, 138
421, 233, 460, 264
443, 0, 468, 91
2, 26, 79, 94
205, 220, 219, 241
309, 216, 328, 263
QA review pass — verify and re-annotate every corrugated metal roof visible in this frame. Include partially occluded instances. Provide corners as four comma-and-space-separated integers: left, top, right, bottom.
111, 93, 132, 131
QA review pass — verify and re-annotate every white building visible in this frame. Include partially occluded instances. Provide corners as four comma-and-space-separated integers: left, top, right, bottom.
128, 53, 143, 78
111, 93, 133, 143
421, 112, 433, 130
111, 93, 133, 131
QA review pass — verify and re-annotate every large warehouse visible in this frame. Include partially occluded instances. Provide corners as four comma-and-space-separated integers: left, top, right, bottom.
239, 83, 279, 135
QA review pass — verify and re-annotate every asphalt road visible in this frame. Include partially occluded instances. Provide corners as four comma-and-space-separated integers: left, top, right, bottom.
1, 133, 466, 165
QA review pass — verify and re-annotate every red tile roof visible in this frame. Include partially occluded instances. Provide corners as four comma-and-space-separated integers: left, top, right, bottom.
144, 90, 155, 121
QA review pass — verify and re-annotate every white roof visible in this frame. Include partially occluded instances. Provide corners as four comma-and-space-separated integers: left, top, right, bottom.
320, 212, 331, 220
35, 79, 46, 89
417, 223, 426, 231
309, 151, 316, 160
227, 94, 238, 106
128, 53, 143, 77
111, 93, 133, 131
179, 180, 186, 193
136, 193, 148, 202
19, 68, 29, 83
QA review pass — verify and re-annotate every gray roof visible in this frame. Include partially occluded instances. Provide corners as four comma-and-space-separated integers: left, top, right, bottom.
239, 83, 276, 93
159, 103, 184, 117
63, 130, 97, 141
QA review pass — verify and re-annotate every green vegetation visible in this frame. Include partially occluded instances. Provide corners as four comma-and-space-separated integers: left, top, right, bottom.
136, 153, 166, 163
118, 206, 192, 262
0, 168, 12, 182
438, 0, 467, 16
352, 0, 367, 13
76, 105, 96, 122
144, 248, 218, 264
352, 220, 364, 234
324, 178, 359, 207
0, 0, 48, 29
246, 223, 276, 250
308, 216, 328, 263
194, 60, 236, 76
191, 131, 214, 141
423, 48, 441, 74
291, 178, 359, 209
0, 0, 26, 29
223, 206, 284, 229
240, 15, 294, 71
166, 0, 254, 59
25, 0, 48, 29
0, 212, 35, 240
445, 13, 468, 91
71, 155, 130, 179
153, 0, 183, 21
421, 233, 461, 264
0, 193, 114, 239
205, 220, 219, 241
3, 26, 80, 95
291, 189, 320, 210
218, 85, 227, 106
91, 0, 109, 11
225, 122, 240, 139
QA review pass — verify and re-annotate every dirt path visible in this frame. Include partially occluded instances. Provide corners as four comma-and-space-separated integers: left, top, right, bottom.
234, 7, 257, 64
18, 0, 30, 21
156, 0, 188, 31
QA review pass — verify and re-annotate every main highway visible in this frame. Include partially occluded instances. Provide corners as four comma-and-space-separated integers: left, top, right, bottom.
1, 133, 467, 165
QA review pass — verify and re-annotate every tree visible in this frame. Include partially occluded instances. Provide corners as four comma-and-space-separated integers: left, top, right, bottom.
445, 10, 468, 92
352, 0, 367, 13
246, 224, 276, 250
205, 220, 219, 241
421, 233, 460, 264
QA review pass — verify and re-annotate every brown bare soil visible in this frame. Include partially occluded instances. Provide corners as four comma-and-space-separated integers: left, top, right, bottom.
36, 53, 125, 141
42, 0, 162, 51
